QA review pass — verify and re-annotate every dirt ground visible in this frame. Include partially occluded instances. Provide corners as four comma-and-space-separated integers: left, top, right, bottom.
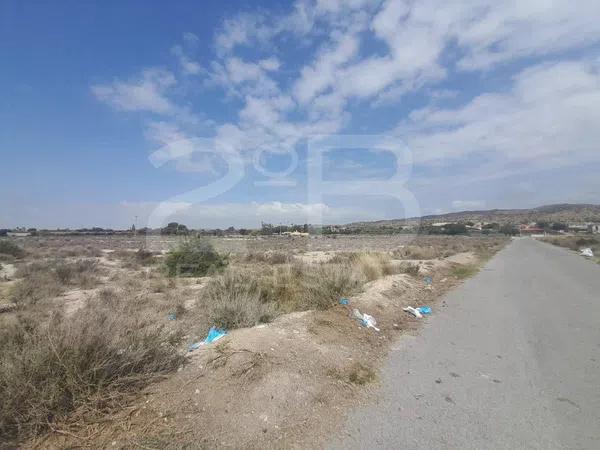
2, 234, 505, 450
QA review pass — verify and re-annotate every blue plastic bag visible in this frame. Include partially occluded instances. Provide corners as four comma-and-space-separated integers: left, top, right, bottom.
417, 306, 432, 315
424, 276, 433, 286
339, 298, 349, 305
205, 326, 227, 344
188, 326, 228, 352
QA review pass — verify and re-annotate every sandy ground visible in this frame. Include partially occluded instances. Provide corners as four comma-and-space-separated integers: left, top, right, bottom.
28, 252, 481, 449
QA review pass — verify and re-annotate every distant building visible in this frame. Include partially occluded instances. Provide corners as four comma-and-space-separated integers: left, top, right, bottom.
519, 224, 545, 236
569, 223, 591, 233
588, 224, 600, 234
7, 231, 31, 237
282, 231, 309, 237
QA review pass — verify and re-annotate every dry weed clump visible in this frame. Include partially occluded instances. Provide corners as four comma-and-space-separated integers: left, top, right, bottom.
0, 240, 26, 260
56, 245, 103, 258
204, 269, 277, 329
451, 263, 479, 279
203, 252, 397, 329
244, 250, 291, 265
542, 235, 600, 253
10, 259, 101, 305
0, 295, 185, 442
398, 262, 420, 276
392, 245, 438, 260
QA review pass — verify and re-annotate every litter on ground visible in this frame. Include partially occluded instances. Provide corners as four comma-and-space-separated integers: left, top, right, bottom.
167, 312, 177, 321
339, 298, 349, 305
188, 326, 228, 352
580, 248, 594, 257
403, 306, 423, 318
417, 306, 432, 315
424, 276, 433, 286
351, 308, 380, 331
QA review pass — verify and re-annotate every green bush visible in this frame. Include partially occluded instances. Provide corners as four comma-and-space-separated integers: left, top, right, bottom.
164, 238, 227, 277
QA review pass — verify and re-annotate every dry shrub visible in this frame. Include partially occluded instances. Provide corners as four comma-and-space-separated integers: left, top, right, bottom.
9, 270, 63, 305
204, 252, 395, 330
10, 260, 101, 305
399, 263, 420, 276
0, 240, 25, 259
54, 259, 99, 288
393, 245, 437, 260
351, 253, 395, 281
57, 245, 102, 258
451, 263, 478, 279
244, 250, 291, 265
205, 269, 277, 329
0, 298, 185, 442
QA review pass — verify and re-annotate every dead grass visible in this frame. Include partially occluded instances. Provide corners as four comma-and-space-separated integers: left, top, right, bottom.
348, 363, 376, 385
0, 296, 185, 443
451, 263, 479, 279
542, 235, 600, 254
398, 262, 420, 275
202, 252, 399, 330
244, 250, 291, 265
10, 260, 101, 305
0, 240, 26, 260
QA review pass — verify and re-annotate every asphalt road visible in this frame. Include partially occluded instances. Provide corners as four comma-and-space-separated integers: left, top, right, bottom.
329, 238, 600, 449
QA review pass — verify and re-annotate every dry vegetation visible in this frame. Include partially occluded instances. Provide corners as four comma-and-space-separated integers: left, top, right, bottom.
0, 234, 506, 447
541, 235, 600, 263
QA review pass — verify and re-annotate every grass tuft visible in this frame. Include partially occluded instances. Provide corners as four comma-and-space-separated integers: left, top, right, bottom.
0, 299, 185, 441
451, 263, 478, 279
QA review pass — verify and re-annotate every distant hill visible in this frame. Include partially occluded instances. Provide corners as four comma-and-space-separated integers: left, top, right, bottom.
347, 204, 600, 229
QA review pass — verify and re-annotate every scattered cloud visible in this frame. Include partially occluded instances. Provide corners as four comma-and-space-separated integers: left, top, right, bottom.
88, 0, 600, 225
398, 59, 600, 180
91, 68, 176, 114
171, 45, 202, 75
451, 200, 486, 210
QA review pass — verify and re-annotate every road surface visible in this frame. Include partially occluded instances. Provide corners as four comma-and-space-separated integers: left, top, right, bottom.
329, 238, 600, 449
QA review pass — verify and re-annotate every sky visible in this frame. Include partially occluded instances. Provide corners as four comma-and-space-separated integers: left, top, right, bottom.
1, 0, 600, 229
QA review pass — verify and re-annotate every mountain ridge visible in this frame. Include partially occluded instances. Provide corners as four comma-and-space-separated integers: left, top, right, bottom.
347, 203, 600, 228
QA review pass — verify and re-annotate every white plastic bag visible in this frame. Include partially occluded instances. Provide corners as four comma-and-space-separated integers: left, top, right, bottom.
403, 306, 423, 318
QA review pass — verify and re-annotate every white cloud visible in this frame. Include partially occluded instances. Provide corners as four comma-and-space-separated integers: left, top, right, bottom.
90, 0, 600, 218
293, 33, 360, 103
91, 68, 176, 114
171, 45, 202, 75
398, 59, 600, 179
451, 200, 485, 210
182, 32, 200, 46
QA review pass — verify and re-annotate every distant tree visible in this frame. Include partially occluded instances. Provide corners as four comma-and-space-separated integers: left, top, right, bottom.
482, 223, 499, 230
500, 224, 518, 236
551, 222, 568, 231
443, 223, 468, 235
161, 222, 189, 235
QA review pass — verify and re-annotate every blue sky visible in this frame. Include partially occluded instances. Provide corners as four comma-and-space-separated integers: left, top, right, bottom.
1, 0, 600, 229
